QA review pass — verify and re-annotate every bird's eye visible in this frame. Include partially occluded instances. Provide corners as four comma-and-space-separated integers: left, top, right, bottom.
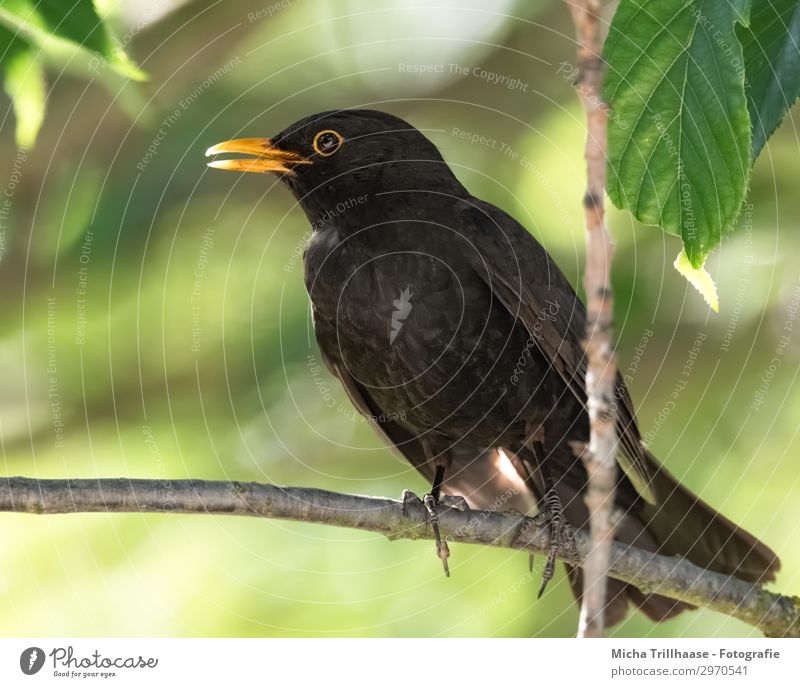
313, 130, 344, 157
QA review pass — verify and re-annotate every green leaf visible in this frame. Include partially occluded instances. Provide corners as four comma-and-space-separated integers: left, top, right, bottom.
604, 0, 753, 268
739, 0, 800, 158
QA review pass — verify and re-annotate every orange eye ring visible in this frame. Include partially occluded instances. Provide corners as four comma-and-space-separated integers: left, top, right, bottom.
313, 129, 344, 156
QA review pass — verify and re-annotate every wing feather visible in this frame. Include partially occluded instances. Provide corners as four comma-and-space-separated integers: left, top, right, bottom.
318, 351, 433, 479
462, 198, 656, 504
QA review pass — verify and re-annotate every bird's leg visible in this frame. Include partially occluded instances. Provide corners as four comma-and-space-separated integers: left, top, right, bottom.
400, 444, 454, 577
534, 474, 572, 598
517, 423, 547, 577
424, 463, 451, 577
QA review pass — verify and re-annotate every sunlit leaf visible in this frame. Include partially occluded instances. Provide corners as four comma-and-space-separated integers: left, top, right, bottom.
2, 38, 45, 148
0, 23, 45, 148
673, 248, 719, 312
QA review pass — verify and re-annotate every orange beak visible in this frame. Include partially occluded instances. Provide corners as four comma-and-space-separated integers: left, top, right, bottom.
205, 138, 311, 174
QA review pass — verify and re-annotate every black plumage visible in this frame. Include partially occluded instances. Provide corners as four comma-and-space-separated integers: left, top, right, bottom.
207, 109, 779, 625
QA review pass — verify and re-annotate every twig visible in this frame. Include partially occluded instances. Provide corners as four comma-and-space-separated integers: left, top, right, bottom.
1, 477, 798, 637
565, 0, 619, 637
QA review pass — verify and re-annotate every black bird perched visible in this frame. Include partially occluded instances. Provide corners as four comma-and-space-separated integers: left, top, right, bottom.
207, 109, 779, 625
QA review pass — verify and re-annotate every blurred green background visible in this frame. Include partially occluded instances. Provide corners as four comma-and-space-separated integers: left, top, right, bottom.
1, 0, 798, 637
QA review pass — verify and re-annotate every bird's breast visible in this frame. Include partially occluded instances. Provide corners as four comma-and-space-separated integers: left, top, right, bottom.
302, 225, 546, 440
304, 228, 472, 378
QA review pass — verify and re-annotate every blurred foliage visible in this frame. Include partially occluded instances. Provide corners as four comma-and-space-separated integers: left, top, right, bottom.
0, 0, 145, 148
0, 0, 798, 638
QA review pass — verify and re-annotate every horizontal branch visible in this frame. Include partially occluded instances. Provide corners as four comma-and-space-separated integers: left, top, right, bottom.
1, 477, 797, 637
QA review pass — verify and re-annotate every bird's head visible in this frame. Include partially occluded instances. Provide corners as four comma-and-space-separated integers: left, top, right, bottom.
206, 109, 465, 212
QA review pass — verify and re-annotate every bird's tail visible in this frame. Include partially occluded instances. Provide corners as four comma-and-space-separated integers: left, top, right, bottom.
638, 450, 779, 583
514, 447, 780, 625
575, 450, 779, 623
443, 445, 779, 625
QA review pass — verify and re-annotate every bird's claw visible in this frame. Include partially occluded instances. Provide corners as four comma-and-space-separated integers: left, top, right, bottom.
515, 487, 574, 598
438, 494, 470, 511
400, 489, 451, 577
401, 489, 423, 517
537, 519, 573, 598
423, 493, 451, 577
512, 518, 547, 577
534, 508, 576, 599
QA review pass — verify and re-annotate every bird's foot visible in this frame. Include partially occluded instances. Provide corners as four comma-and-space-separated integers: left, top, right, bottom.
424, 493, 451, 577
400, 489, 451, 577
531, 489, 574, 598
401, 489, 423, 516
438, 494, 470, 511
505, 508, 538, 572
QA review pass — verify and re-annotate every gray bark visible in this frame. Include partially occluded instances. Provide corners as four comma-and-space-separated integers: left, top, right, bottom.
1, 476, 797, 637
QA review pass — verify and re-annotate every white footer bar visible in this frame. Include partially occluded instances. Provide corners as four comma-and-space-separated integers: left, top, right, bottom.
0, 638, 796, 685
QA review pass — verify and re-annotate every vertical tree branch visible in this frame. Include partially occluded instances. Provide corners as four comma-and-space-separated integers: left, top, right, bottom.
565, 0, 618, 638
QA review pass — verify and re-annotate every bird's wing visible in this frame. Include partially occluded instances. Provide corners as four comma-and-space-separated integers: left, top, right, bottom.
318, 350, 434, 480
462, 197, 656, 504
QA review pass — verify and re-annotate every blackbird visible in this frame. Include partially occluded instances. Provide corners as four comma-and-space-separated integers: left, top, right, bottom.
207, 109, 779, 625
